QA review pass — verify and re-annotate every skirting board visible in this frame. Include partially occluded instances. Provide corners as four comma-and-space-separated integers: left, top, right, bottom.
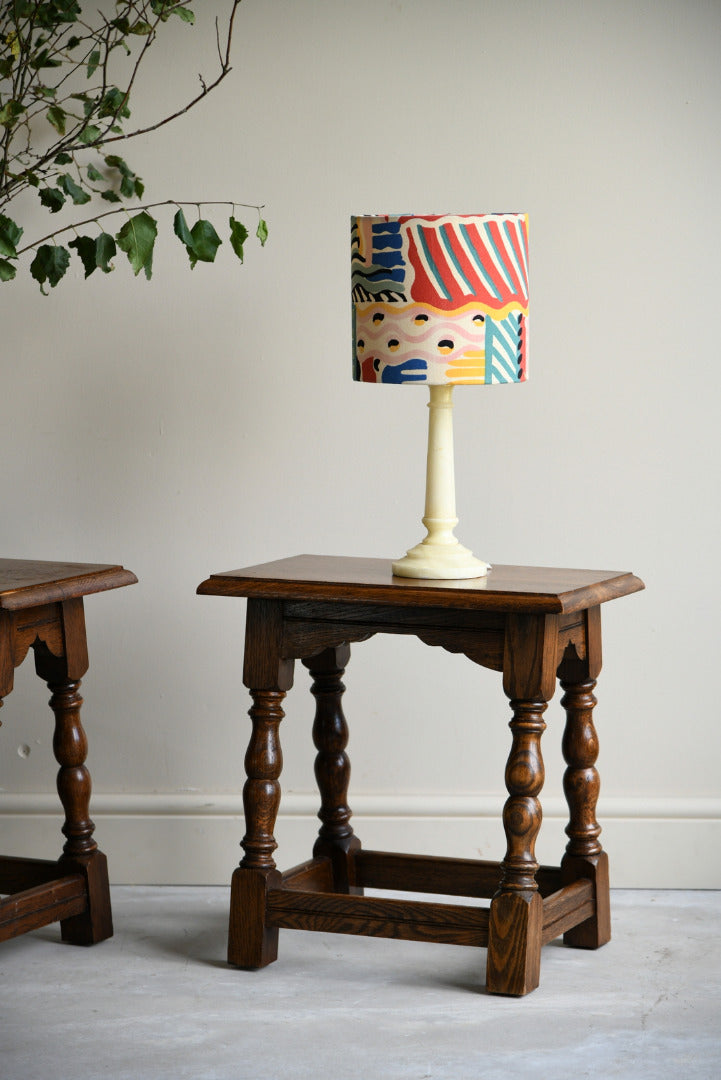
1, 792, 719, 888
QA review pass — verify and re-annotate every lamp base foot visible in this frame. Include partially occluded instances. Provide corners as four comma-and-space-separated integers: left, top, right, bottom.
392, 541, 490, 580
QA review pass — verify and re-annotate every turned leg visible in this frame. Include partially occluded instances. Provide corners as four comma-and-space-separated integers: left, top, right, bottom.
487, 698, 547, 995
560, 676, 611, 947
228, 688, 286, 968
48, 676, 112, 945
303, 645, 361, 893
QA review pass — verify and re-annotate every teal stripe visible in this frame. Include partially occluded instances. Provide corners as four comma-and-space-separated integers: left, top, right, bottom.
485, 315, 521, 383
482, 222, 513, 294
417, 227, 451, 300
459, 224, 501, 300
439, 225, 473, 294
502, 221, 527, 295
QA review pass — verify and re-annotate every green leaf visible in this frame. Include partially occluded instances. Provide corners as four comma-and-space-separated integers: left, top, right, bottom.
96, 233, 116, 273
0, 215, 23, 258
229, 216, 249, 262
0, 99, 24, 128
68, 234, 97, 278
256, 217, 268, 247
129, 20, 153, 35
87, 49, 100, 77
0, 59, 14, 79
68, 232, 117, 278
99, 87, 131, 120
30, 244, 71, 290
87, 163, 103, 182
39, 186, 66, 213
173, 208, 194, 248
70, 92, 94, 116
78, 124, 102, 145
103, 155, 143, 201
104, 154, 131, 176
152, 3, 195, 23
0, 258, 17, 282
32, 1, 80, 27
174, 213, 222, 269
30, 48, 62, 70
59, 173, 91, 205
119, 174, 135, 198
101, 190, 122, 203
55, 152, 73, 165
188, 219, 221, 267
116, 211, 157, 278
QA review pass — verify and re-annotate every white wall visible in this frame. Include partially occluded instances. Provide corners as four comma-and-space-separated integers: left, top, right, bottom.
1, 0, 720, 887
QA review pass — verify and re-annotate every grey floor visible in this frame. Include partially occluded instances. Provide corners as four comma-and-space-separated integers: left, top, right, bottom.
1, 888, 719, 1080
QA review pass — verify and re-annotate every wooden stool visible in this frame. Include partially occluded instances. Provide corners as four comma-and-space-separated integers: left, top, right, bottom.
0, 560, 136, 946
198, 555, 643, 996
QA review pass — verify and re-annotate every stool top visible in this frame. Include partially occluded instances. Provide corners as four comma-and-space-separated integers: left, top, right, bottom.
0, 559, 137, 611
198, 555, 643, 615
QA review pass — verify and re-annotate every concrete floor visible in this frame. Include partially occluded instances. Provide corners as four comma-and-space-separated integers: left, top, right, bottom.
1, 888, 719, 1080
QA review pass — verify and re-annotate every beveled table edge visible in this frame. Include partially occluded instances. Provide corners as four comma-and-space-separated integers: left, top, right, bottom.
0, 561, 138, 611
197, 555, 644, 615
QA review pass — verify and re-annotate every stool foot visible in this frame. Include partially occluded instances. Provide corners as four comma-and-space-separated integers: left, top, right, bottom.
228, 866, 281, 968
486, 890, 543, 996
59, 850, 113, 945
313, 835, 363, 895
561, 851, 611, 949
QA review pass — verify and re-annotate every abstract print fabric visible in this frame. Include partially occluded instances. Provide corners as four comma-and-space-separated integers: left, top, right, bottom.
351, 213, 529, 386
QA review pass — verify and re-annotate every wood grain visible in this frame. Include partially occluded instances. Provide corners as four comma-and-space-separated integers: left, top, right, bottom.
0, 560, 137, 610
198, 555, 644, 614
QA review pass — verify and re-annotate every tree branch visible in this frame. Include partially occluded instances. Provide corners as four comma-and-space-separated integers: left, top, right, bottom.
15, 197, 264, 256
100, 0, 241, 146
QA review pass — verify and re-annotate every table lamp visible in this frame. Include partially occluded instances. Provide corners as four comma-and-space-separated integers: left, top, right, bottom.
352, 213, 529, 579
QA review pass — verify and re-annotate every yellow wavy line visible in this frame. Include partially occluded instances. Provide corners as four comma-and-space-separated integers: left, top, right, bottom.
353, 299, 528, 320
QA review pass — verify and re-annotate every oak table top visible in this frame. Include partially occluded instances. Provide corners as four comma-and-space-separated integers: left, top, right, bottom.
0, 559, 137, 611
198, 553, 644, 614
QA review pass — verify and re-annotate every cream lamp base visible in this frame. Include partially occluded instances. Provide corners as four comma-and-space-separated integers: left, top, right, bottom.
391, 540, 490, 580
392, 384, 490, 580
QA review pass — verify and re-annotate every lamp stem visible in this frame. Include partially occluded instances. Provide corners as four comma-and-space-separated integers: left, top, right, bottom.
392, 384, 490, 579
423, 383, 459, 544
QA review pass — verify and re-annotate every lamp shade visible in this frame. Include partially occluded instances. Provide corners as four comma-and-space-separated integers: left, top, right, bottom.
351, 213, 528, 386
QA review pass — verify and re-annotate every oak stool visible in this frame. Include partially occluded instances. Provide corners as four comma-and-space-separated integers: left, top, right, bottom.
198, 555, 643, 996
1, 559, 136, 946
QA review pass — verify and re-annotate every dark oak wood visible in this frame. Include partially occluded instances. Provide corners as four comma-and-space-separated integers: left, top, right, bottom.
267, 886, 490, 947
198, 554, 644, 614
303, 645, 362, 893
198, 554, 643, 996
0, 559, 136, 947
0, 560, 137, 611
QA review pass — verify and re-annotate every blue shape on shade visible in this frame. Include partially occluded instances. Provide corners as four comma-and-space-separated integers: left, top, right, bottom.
372, 232, 403, 249
372, 220, 402, 236
382, 358, 427, 383
372, 251, 405, 269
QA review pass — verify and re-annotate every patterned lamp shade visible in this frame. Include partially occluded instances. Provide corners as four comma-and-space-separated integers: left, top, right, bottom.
351, 213, 528, 386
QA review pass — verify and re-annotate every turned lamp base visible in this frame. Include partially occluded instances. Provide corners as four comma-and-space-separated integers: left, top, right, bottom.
392, 384, 490, 581
392, 541, 489, 580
